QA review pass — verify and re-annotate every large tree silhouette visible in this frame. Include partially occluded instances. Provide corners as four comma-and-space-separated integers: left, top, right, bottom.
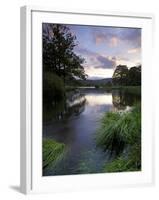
128, 65, 141, 86
112, 65, 129, 86
112, 65, 141, 86
43, 24, 87, 83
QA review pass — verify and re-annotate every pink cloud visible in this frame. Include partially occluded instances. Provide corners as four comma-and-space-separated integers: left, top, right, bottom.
95, 34, 106, 44
94, 33, 119, 47
109, 37, 119, 47
128, 48, 140, 54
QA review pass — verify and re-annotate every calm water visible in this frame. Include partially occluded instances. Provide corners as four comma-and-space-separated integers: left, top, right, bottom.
43, 88, 140, 176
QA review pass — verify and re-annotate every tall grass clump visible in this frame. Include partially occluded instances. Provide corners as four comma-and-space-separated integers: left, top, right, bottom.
103, 142, 141, 172
96, 104, 141, 172
43, 139, 66, 169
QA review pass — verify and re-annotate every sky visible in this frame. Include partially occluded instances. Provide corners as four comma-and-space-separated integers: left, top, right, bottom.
68, 24, 141, 80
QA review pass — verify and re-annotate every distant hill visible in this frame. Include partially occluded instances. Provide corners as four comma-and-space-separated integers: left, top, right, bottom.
78, 78, 112, 86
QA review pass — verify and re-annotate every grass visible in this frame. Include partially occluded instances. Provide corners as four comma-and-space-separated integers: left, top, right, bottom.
104, 142, 141, 172
104, 86, 141, 95
43, 139, 66, 169
121, 86, 141, 96
96, 104, 141, 172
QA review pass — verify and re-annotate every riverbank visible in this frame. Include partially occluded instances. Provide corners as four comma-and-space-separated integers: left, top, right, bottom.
43, 139, 66, 170
66, 85, 141, 95
104, 86, 141, 95
96, 104, 141, 172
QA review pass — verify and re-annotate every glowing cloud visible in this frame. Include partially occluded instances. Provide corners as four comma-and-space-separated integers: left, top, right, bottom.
110, 37, 119, 47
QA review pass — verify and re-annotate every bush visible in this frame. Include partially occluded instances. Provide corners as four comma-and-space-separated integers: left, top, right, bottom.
43, 139, 66, 169
43, 72, 65, 103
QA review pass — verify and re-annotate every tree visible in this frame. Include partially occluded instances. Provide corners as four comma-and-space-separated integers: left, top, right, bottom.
112, 65, 129, 86
112, 65, 141, 86
128, 65, 141, 86
42, 23, 87, 83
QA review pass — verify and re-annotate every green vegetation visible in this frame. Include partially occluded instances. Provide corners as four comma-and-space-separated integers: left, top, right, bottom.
43, 139, 66, 169
43, 24, 88, 105
42, 23, 142, 175
120, 86, 141, 96
112, 65, 141, 86
103, 86, 141, 96
43, 72, 65, 103
96, 104, 141, 172
104, 143, 141, 172
95, 85, 100, 89
43, 24, 87, 84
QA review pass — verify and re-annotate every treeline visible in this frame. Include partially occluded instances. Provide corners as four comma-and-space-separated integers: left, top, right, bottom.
43, 24, 87, 103
112, 65, 141, 86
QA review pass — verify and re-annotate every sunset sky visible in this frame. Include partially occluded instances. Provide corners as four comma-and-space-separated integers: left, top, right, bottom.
68, 25, 141, 80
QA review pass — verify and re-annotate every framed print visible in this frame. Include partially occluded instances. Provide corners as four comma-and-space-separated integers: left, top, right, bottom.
20, 6, 154, 194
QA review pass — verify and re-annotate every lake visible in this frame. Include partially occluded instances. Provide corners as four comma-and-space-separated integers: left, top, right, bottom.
43, 88, 140, 176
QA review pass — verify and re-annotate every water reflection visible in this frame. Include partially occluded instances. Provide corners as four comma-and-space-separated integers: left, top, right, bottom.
44, 88, 140, 124
112, 89, 140, 110
86, 94, 112, 106
43, 91, 86, 123
43, 88, 141, 175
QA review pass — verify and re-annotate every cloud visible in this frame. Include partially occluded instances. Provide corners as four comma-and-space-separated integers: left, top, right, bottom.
110, 37, 119, 47
119, 29, 141, 48
94, 32, 119, 47
76, 47, 116, 69
85, 67, 114, 79
92, 27, 141, 48
95, 55, 116, 69
128, 48, 140, 54
95, 33, 108, 44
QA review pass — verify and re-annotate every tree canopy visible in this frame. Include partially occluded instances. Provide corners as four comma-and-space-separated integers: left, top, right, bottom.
112, 65, 129, 86
128, 65, 141, 86
43, 24, 87, 83
112, 65, 141, 86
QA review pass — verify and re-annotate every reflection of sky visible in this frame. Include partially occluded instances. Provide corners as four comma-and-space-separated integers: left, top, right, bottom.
68, 25, 141, 79
85, 94, 112, 106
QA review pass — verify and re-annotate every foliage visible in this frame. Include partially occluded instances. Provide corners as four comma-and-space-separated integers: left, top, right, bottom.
43, 72, 65, 103
112, 65, 141, 86
128, 66, 141, 86
104, 145, 141, 172
95, 85, 100, 89
96, 104, 141, 172
43, 23, 87, 84
112, 86, 141, 110
105, 81, 112, 87
43, 139, 66, 169
120, 86, 141, 96
112, 65, 129, 86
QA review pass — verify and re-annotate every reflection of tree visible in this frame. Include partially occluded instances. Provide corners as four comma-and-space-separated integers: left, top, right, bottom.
112, 90, 141, 110
43, 91, 86, 123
